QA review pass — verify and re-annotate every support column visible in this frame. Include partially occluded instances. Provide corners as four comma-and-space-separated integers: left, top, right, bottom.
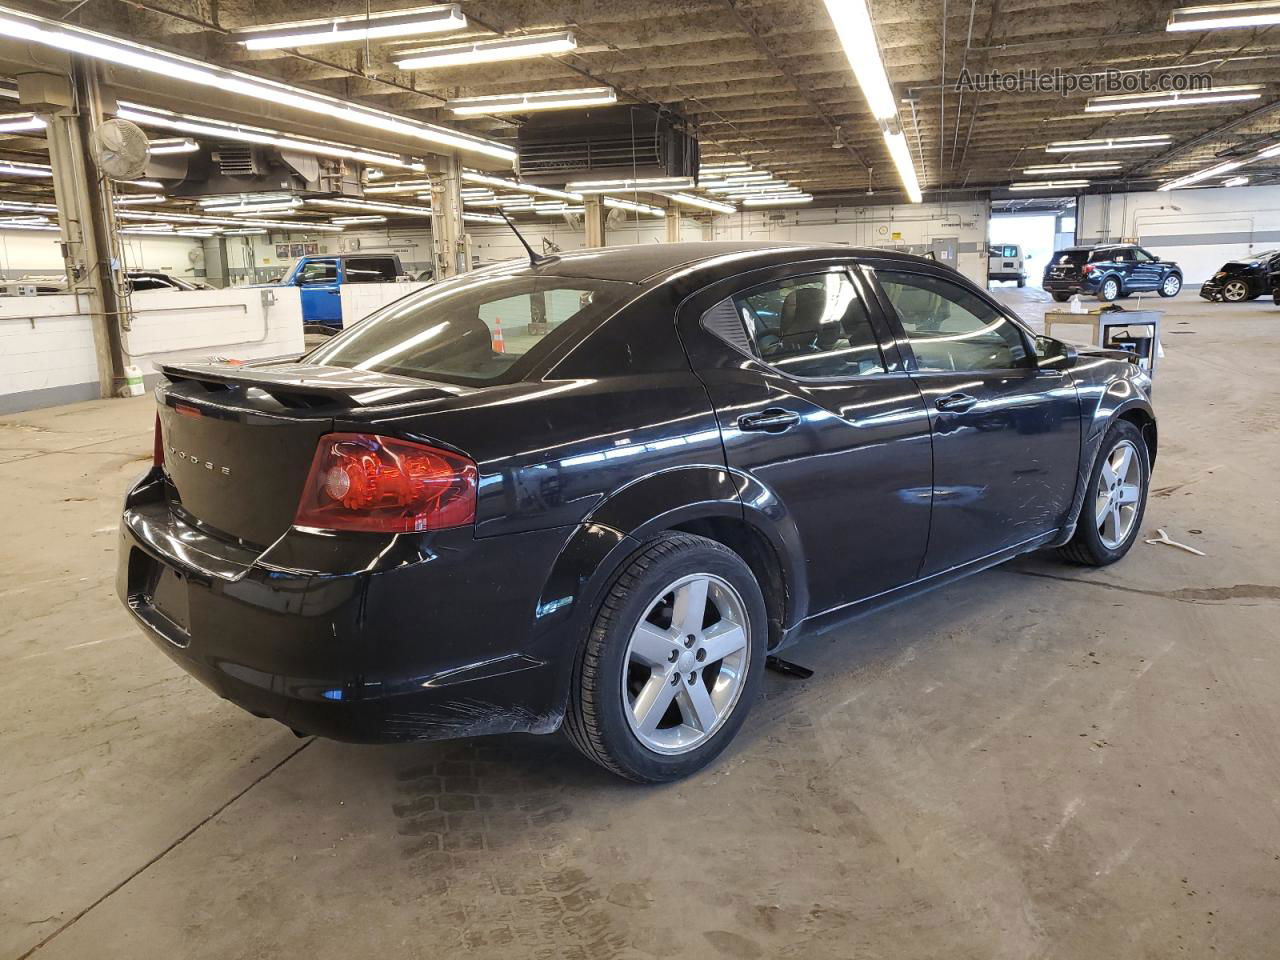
202, 237, 228, 287
664, 205, 681, 242
583, 195, 605, 248
428, 153, 467, 278
22, 62, 128, 398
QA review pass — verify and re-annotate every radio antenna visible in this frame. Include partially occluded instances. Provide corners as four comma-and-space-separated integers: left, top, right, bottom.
497, 208, 555, 267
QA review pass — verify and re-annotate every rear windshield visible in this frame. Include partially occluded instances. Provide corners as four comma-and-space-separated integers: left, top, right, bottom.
306, 271, 634, 386
1053, 250, 1090, 266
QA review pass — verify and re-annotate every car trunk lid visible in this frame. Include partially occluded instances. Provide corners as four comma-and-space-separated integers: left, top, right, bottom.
157, 361, 471, 547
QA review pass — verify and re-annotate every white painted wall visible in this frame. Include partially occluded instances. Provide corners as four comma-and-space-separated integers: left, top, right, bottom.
0, 228, 207, 283
0, 287, 304, 413
1078, 185, 1280, 283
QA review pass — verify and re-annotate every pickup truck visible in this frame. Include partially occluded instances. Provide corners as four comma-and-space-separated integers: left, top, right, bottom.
271, 253, 409, 332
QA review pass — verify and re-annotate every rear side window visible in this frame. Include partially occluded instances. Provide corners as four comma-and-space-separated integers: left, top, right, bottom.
344, 257, 398, 283
730, 271, 886, 379
306, 273, 632, 386
299, 260, 338, 283
876, 270, 1029, 372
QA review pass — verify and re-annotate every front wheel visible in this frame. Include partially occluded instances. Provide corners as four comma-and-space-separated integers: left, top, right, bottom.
565, 533, 767, 782
1222, 279, 1249, 302
1060, 420, 1150, 566
1159, 274, 1182, 298
1098, 277, 1121, 302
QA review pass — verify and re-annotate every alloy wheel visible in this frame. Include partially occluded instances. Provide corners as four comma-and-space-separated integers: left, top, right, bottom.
622, 573, 751, 755
1162, 275, 1181, 296
1103, 279, 1119, 300
1223, 280, 1248, 302
1095, 439, 1142, 550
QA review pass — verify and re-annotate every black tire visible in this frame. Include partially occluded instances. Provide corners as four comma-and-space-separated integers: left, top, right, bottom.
564, 533, 768, 782
1098, 277, 1121, 302
1051, 292, 1071, 303
1158, 274, 1182, 298
1017, 278, 1025, 288
1059, 420, 1151, 566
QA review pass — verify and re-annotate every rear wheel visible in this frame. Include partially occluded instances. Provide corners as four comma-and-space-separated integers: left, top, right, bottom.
1222, 279, 1249, 302
1060, 420, 1150, 566
1098, 277, 1120, 302
1159, 274, 1182, 298
1016, 278, 1025, 288
565, 533, 767, 782
1051, 292, 1071, 302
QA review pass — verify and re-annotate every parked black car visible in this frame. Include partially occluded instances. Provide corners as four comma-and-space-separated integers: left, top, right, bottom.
1199, 249, 1280, 302
118, 242, 1157, 782
1043, 244, 1182, 302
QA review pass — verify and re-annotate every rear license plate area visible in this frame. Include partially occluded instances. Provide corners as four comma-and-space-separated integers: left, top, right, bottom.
128, 548, 192, 640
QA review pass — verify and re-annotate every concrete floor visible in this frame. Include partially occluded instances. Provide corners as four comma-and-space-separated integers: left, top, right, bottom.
3, 288, 1278, 959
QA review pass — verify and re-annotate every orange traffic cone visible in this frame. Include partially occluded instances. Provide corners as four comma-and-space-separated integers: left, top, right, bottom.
492, 316, 505, 353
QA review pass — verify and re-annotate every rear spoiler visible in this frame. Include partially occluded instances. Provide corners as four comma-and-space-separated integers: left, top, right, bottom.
158, 361, 467, 409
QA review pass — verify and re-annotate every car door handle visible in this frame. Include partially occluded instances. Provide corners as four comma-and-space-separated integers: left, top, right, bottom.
935, 392, 977, 412
737, 408, 800, 433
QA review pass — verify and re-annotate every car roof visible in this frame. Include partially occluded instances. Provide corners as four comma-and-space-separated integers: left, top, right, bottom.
491, 240, 947, 284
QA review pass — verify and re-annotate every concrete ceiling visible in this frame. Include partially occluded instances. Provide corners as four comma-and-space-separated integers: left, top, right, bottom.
1, 0, 1279, 201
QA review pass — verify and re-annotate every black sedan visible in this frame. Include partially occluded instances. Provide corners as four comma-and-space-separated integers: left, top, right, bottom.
118, 242, 1157, 782
1044, 243, 1183, 302
1199, 250, 1280, 302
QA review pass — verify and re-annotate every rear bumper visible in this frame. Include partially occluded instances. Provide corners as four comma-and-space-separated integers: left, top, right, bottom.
1043, 276, 1099, 295
117, 475, 578, 743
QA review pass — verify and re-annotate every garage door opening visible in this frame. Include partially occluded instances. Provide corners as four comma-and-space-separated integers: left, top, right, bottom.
988, 213, 1059, 289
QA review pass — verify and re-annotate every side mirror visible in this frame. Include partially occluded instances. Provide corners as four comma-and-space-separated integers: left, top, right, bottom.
1035, 335, 1078, 369
1151, 255, 1161, 262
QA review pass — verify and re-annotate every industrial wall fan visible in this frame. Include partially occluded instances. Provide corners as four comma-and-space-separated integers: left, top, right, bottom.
89, 118, 150, 181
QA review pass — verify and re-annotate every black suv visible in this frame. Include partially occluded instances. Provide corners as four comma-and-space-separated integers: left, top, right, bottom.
1043, 244, 1182, 302
1199, 250, 1280, 302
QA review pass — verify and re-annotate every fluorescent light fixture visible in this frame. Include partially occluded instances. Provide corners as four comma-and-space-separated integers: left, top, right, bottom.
741, 194, 814, 207
113, 193, 167, 205
1008, 180, 1090, 190
536, 206, 585, 215
821, 0, 896, 120
1222, 175, 1250, 186
882, 130, 923, 203
365, 179, 433, 194
1045, 135, 1172, 152
700, 161, 753, 174
1085, 85, 1263, 112
1159, 154, 1255, 190
707, 181, 792, 195
0, 112, 44, 133
305, 197, 433, 217
237, 4, 465, 50
0, 214, 49, 224
222, 228, 269, 235
461, 170, 581, 202
1024, 162, 1123, 174
602, 196, 664, 217
0, 6, 516, 163
147, 137, 198, 155
658, 192, 737, 214
119, 104, 424, 172
395, 31, 575, 70
463, 212, 506, 224
0, 159, 52, 177
122, 179, 163, 189
200, 192, 296, 207
0, 199, 58, 213
820, 0, 921, 202
567, 176, 695, 194
448, 87, 616, 116
117, 209, 342, 231
330, 215, 387, 225
0, 221, 58, 230
1167, 1, 1280, 31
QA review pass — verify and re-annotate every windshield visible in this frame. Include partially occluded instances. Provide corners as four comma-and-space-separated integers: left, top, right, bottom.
306, 271, 634, 386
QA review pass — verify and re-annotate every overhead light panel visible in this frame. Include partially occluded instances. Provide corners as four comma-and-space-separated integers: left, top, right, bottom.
567, 176, 695, 194
113, 193, 167, 205
0, 112, 44, 133
116, 209, 342, 231
602, 196, 664, 217
147, 137, 198, 155
1008, 180, 1090, 190
122, 178, 163, 189
461, 170, 581, 202
536, 206, 585, 215
237, 4, 466, 50
330, 215, 387, 225
0, 6, 516, 163
305, 197, 434, 217
882, 130, 923, 203
463, 212, 506, 224
742, 194, 814, 207
1167, 1, 1280, 31
1024, 162, 1123, 174
365, 179, 433, 194
1085, 85, 1263, 112
395, 31, 576, 70
0, 159, 51, 177
448, 86, 616, 116
1045, 135, 1172, 152
1158, 140, 1280, 190
658, 192, 737, 214
119, 104, 425, 171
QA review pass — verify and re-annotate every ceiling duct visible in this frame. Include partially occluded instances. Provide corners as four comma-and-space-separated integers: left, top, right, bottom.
517, 105, 698, 181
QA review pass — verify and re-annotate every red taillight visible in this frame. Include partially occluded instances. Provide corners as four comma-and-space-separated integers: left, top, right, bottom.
294, 433, 477, 533
1082, 263, 1095, 274
153, 413, 164, 468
